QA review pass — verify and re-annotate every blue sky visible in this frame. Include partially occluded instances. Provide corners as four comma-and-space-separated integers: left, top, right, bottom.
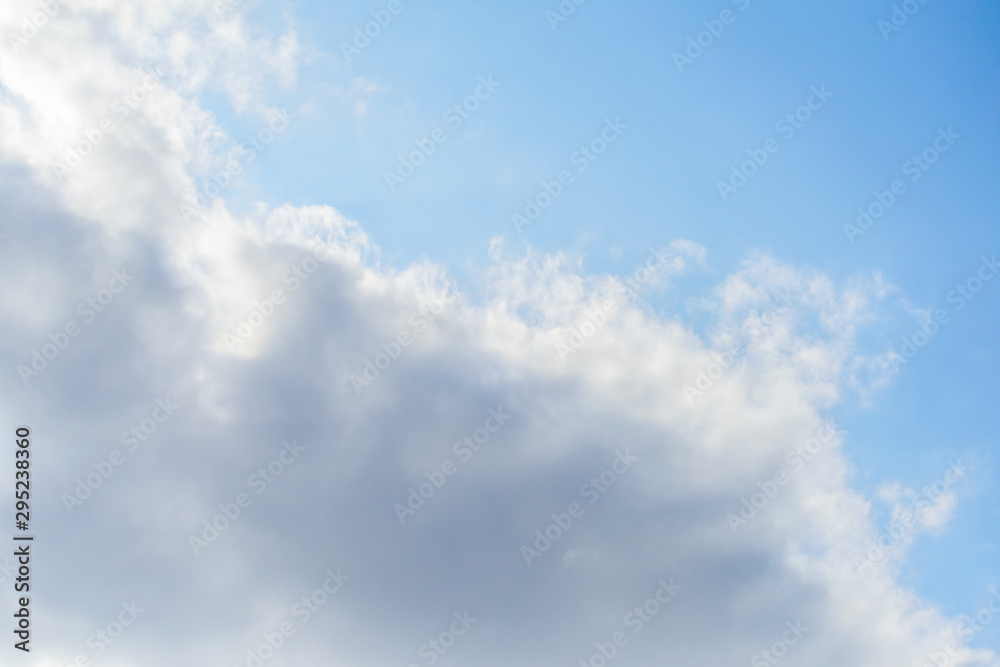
1, 0, 998, 664
213, 0, 1000, 630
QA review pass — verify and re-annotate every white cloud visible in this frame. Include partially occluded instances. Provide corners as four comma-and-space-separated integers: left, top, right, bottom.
0, 3, 994, 666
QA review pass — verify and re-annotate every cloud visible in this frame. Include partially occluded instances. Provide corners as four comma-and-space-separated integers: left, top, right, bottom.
0, 3, 994, 666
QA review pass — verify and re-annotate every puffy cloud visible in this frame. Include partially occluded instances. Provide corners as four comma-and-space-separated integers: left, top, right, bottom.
0, 3, 994, 667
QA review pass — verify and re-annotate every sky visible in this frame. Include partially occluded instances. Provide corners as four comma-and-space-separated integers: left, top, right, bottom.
0, 0, 998, 665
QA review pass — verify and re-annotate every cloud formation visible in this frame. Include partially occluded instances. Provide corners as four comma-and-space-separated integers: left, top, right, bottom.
0, 1, 993, 666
